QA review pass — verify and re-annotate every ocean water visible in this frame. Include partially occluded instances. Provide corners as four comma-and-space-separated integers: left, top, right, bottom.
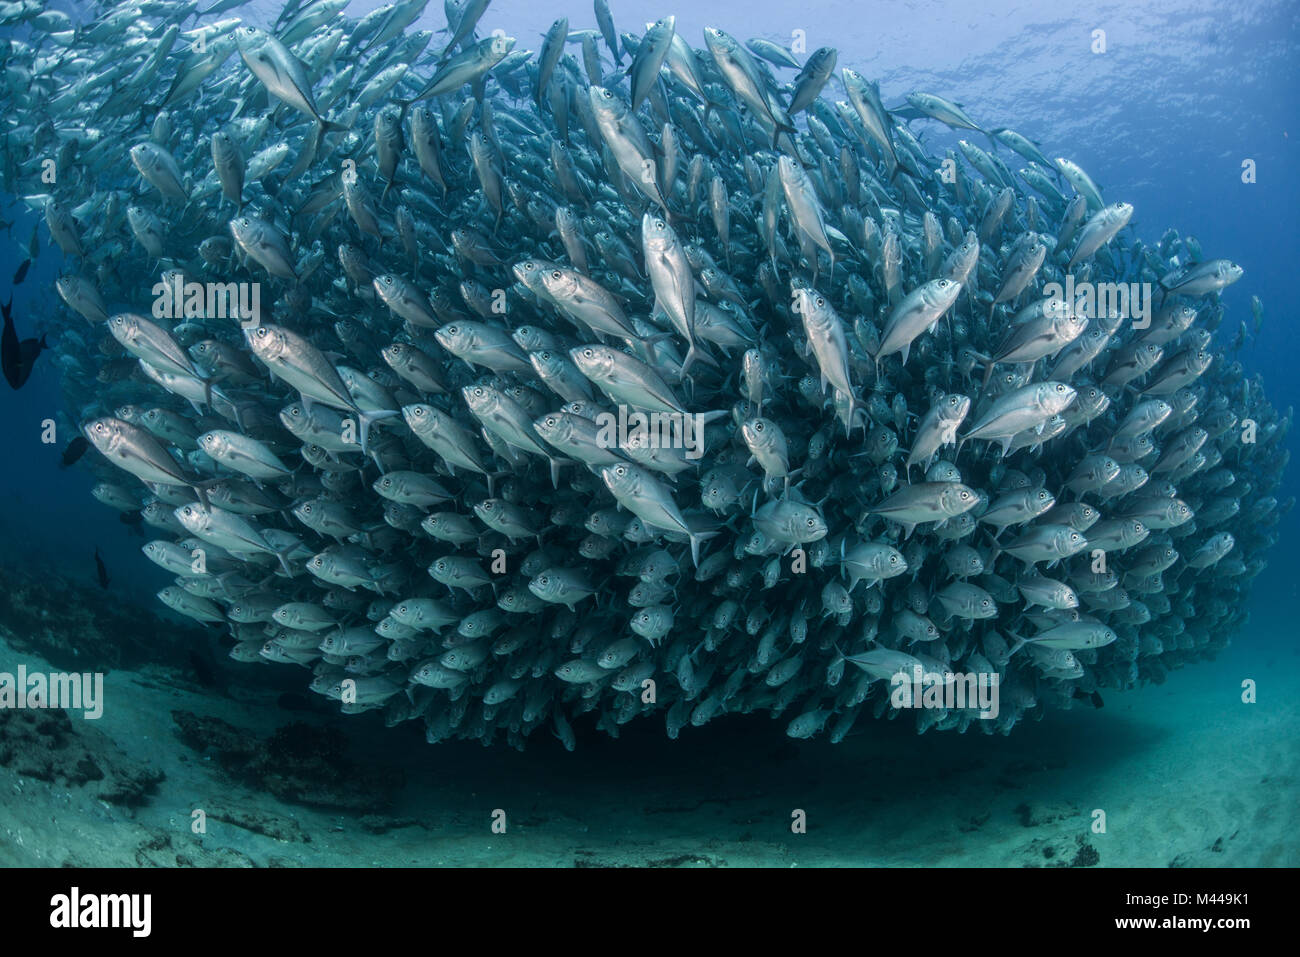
0, 0, 1296, 869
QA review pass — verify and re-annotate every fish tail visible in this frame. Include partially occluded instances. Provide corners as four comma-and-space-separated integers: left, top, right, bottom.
984, 530, 1003, 566
357, 408, 400, 456
189, 477, 223, 510
687, 534, 703, 569
273, 546, 297, 578
980, 360, 995, 392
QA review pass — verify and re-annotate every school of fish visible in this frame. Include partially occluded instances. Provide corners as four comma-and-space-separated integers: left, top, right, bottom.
2, 0, 1290, 747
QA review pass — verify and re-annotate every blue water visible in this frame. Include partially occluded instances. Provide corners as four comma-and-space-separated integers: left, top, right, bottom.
0, 0, 1296, 867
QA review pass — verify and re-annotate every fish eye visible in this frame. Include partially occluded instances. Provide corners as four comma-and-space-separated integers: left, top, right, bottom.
551, 270, 561, 279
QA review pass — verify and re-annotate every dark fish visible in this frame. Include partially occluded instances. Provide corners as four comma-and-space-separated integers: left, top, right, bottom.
188, 649, 219, 688
15, 335, 47, 384
0, 296, 16, 388
12, 259, 30, 284
1072, 688, 1105, 708
1, 296, 48, 389
60, 435, 90, 468
93, 546, 110, 589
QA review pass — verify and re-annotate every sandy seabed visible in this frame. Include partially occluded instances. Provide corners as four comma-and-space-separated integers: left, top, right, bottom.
1, 627, 1296, 868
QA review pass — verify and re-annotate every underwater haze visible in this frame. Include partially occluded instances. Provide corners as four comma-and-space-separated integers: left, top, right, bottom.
0, 0, 1297, 869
